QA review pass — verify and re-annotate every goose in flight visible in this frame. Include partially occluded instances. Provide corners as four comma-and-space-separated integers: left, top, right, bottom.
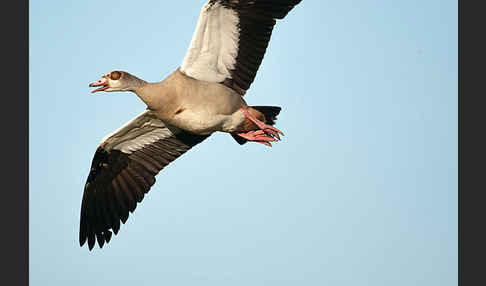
80, 0, 302, 250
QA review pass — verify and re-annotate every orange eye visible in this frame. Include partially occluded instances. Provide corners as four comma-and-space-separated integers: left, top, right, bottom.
110, 71, 121, 80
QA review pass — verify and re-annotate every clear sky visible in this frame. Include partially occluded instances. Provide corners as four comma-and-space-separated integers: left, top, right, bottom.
30, 1, 457, 285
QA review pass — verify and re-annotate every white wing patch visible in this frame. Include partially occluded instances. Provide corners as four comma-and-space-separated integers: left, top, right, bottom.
100, 110, 176, 154
180, 2, 240, 82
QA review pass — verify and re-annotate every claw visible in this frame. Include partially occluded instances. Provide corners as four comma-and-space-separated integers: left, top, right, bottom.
267, 125, 284, 135
264, 128, 281, 140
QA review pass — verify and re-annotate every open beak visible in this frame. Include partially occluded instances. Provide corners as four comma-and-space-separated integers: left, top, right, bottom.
89, 77, 109, 93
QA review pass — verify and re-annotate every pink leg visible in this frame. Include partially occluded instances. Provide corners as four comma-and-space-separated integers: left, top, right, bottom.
239, 108, 284, 139
237, 107, 284, 147
237, 130, 277, 147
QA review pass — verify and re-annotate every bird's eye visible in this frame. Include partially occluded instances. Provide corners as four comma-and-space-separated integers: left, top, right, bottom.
110, 71, 121, 80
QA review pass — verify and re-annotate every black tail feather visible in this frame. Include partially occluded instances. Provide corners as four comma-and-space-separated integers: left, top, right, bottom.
251, 106, 281, 126
231, 133, 248, 145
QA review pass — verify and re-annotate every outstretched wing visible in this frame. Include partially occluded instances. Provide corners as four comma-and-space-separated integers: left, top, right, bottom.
180, 0, 302, 95
79, 110, 209, 250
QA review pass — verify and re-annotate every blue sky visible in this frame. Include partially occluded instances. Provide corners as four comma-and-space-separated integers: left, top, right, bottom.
30, 1, 457, 285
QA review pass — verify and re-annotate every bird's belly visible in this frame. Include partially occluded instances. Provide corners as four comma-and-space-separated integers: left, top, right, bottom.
165, 110, 223, 135
165, 108, 246, 135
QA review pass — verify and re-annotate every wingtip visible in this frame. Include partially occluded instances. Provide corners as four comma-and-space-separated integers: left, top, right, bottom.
88, 234, 96, 251
105, 230, 112, 243
79, 229, 87, 247
96, 233, 105, 249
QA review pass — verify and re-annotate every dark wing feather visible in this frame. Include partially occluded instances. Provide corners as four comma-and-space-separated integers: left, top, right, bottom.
181, 0, 301, 95
218, 0, 302, 95
79, 112, 208, 250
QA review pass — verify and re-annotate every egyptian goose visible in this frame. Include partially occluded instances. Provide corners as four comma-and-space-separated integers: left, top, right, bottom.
80, 0, 302, 250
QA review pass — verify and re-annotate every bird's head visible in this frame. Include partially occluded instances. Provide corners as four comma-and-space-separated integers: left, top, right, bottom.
89, 71, 138, 93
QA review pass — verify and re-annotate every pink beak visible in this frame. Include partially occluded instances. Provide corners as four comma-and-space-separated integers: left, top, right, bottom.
88, 77, 109, 93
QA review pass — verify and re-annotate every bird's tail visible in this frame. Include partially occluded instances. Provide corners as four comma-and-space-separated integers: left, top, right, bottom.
231, 106, 282, 145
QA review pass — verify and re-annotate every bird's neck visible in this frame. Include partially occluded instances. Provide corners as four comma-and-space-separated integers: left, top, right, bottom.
133, 81, 169, 112
132, 70, 179, 113
130, 76, 148, 94
128, 75, 151, 106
